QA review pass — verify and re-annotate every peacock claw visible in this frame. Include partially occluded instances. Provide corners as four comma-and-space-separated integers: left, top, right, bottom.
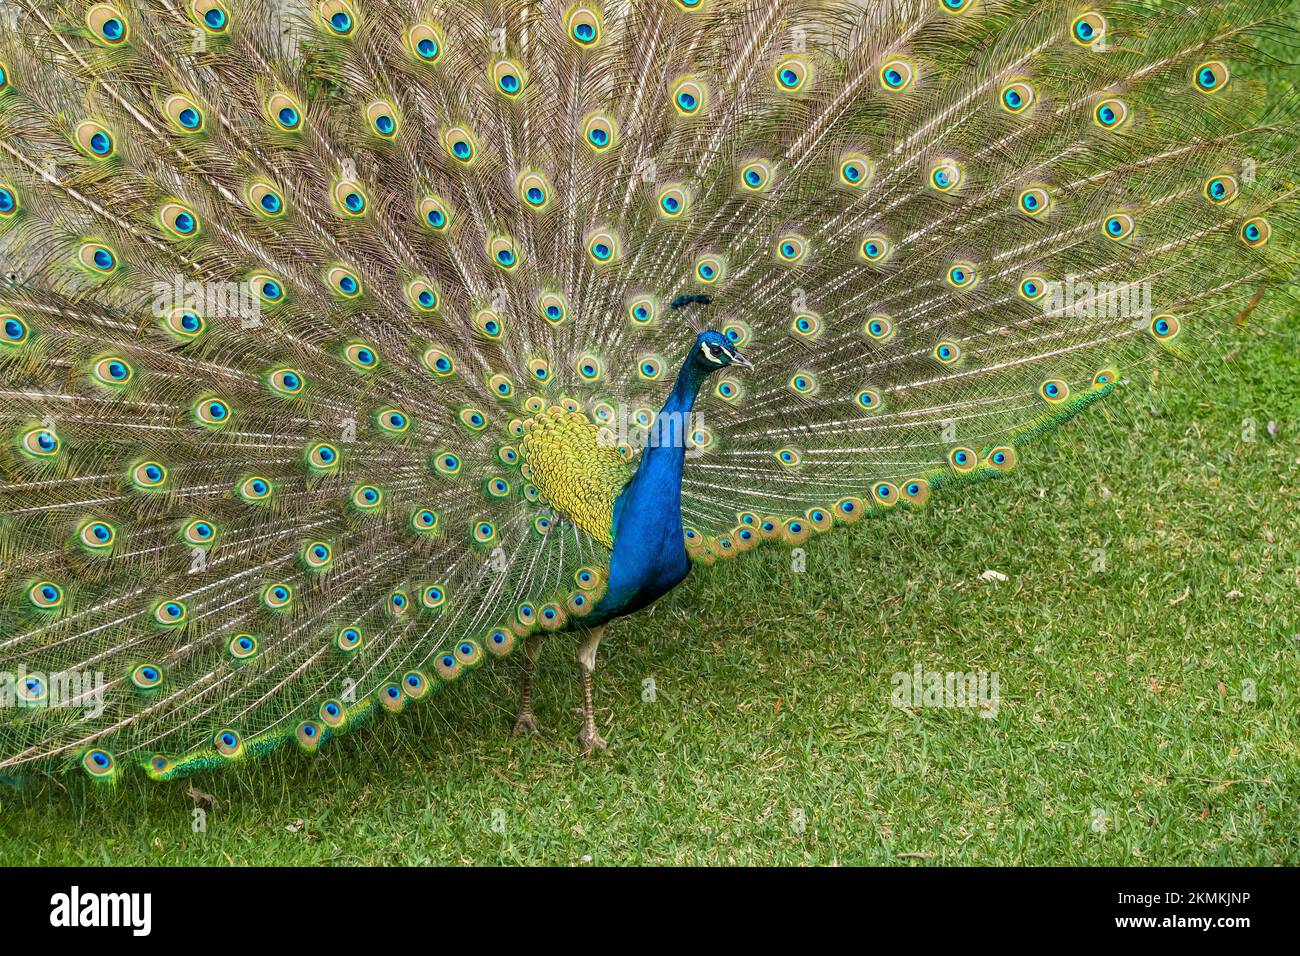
578, 726, 608, 755
512, 711, 541, 737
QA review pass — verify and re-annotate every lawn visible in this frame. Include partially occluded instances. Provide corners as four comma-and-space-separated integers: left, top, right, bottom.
1, 294, 1296, 866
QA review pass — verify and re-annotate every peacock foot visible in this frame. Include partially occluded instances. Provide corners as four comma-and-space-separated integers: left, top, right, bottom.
512, 710, 541, 737
578, 724, 608, 755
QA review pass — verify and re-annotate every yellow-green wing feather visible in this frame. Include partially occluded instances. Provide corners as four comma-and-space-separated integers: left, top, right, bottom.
520, 409, 632, 549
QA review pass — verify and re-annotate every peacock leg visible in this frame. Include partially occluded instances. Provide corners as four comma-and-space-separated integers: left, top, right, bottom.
512, 635, 544, 736
576, 625, 608, 754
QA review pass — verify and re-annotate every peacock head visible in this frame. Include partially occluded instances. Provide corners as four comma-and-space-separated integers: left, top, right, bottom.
691, 329, 752, 373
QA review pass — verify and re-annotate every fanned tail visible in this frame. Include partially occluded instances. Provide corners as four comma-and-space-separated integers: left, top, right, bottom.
0, 0, 1294, 781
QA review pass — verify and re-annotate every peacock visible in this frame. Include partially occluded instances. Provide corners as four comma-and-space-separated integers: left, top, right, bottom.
0, 0, 1294, 781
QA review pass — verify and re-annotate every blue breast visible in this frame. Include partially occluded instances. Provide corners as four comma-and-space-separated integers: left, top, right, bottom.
583, 355, 707, 627
586, 466, 691, 625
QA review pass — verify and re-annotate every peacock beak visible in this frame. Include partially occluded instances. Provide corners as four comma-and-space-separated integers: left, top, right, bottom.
729, 350, 753, 370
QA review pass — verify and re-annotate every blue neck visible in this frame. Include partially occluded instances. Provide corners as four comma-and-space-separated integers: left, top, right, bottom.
624, 357, 706, 510
593, 356, 709, 624
609, 356, 707, 543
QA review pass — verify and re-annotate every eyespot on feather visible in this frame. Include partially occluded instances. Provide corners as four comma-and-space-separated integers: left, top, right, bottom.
86, 5, 129, 46
159, 201, 201, 239
1239, 217, 1270, 247
670, 76, 708, 116
406, 23, 444, 64
1093, 98, 1129, 130
580, 112, 617, 151
191, 1, 231, 34
1192, 60, 1229, 94
948, 447, 977, 474
999, 80, 1035, 114
1071, 12, 1106, 46
319, 1, 357, 37
442, 125, 478, 163
365, 99, 400, 138
490, 58, 528, 99
266, 92, 305, 132
774, 55, 812, 92
859, 234, 891, 263
879, 58, 915, 91
163, 94, 205, 133
566, 6, 603, 46
247, 181, 286, 218
901, 479, 931, 507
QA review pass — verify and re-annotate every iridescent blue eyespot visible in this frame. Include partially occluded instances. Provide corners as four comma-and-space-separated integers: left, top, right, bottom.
3, 316, 26, 342
33, 582, 62, 606
879, 57, 915, 91
84, 750, 114, 776
1071, 12, 1106, 46
132, 662, 165, 690
1194, 61, 1229, 93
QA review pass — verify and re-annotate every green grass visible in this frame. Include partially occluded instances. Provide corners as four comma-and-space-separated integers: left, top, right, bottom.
1, 299, 1296, 866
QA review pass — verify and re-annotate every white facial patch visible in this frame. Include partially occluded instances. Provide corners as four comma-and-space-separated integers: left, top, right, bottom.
699, 341, 727, 365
